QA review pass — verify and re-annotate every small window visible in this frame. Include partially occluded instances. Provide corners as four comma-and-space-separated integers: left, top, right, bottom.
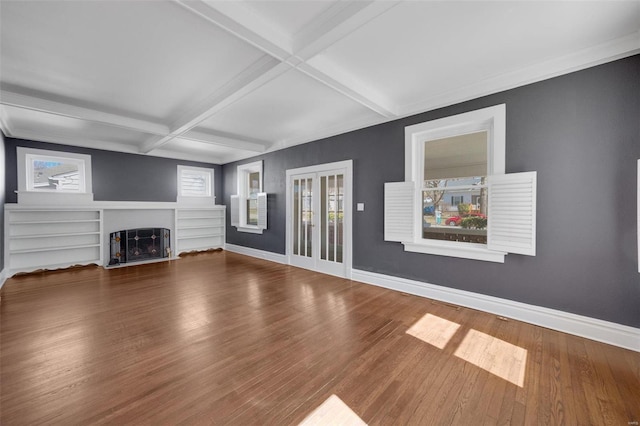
17, 147, 93, 204
177, 165, 215, 205
231, 161, 267, 233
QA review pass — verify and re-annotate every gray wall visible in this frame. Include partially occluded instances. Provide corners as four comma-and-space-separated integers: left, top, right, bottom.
223, 55, 640, 328
0, 131, 5, 272
4, 138, 222, 203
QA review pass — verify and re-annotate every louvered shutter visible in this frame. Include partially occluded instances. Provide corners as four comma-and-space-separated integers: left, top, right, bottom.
230, 195, 240, 227
384, 181, 415, 242
257, 192, 267, 229
487, 172, 537, 256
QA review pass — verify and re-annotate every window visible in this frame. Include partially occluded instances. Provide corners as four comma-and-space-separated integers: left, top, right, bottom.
231, 161, 267, 234
384, 104, 537, 262
17, 147, 93, 204
177, 165, 215, 205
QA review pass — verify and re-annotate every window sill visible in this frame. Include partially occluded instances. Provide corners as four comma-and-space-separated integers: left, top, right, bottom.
236, 225, 264, 234
176, 196, 216, 206
402, 241, 506, 263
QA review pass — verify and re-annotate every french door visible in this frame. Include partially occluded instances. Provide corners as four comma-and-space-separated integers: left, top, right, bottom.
286, 161, 352, 278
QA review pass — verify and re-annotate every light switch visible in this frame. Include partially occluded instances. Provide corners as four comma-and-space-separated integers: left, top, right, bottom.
357, 203, 365, 211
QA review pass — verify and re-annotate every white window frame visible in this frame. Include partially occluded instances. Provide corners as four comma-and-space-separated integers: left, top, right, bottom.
232, 160, 267, 234
17, 147, 93, 205
402, 104, 507, 262
176, 165, 215, 205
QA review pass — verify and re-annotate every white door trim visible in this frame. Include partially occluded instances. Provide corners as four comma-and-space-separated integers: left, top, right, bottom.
286, 160, 353, 278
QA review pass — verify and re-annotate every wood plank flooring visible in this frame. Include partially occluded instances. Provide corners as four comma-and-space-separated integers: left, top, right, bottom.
1, 250, 638, 425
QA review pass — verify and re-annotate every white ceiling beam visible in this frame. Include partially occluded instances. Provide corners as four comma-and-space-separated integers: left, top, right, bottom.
140, 56, 287, 154
0, 90, 170, 136
176, 0, 292, 61
0, 106, 14, 137
292, 1, 400, 61
175, 0, 400, 120
181, 129, 269, 153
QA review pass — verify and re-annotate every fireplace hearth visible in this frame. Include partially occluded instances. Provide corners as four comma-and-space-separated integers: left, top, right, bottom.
109, 228, 170, 265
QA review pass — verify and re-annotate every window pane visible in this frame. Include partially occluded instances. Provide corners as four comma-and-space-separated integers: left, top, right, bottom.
422, 187, 488, 244
32, 158, 81, 191
424, 131, 487, 180
248, 171, 260, 195
247, 199, 258, 226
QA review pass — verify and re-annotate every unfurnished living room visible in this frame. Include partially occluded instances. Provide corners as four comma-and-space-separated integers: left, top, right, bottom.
1, 1, 639, 424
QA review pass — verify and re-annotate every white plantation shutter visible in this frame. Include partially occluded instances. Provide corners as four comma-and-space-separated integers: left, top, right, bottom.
257, 192, 267, 229
487, 171, 537, 256
230, 195, 240, 227
181, 169, 209, 196
384, 181, 415, 242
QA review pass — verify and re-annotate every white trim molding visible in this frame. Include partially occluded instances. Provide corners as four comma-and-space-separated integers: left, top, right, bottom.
351, 269, 640, 352
224, 244, 287, 264
0, 269, 7, 292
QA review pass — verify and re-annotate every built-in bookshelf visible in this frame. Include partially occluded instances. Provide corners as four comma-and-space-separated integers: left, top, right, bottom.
4, 203, 226, 277
5, 208, 103, 275
176, 207, 225, 255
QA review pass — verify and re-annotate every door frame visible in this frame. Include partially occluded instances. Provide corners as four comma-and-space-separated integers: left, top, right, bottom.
285, 160, 353, 279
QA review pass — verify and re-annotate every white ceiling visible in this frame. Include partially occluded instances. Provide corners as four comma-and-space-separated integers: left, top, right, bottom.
1, 0, 639, 164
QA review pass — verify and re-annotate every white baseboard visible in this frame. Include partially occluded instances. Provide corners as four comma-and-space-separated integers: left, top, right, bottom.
0, 268, 7, 291
225, 244, 287, 264
352, 269, 640, 352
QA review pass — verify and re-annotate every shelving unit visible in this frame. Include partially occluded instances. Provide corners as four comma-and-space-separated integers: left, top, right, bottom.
4, 203, 227, 277
176, 207, 225, 254
5, 208, 103, 274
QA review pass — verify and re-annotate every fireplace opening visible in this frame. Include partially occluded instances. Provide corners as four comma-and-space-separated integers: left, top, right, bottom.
109, 228, 170, 265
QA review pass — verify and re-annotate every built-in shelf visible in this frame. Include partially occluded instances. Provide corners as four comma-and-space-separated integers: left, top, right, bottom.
4, 204, 226, 276
10, 231, 101, 240
5, 207, 103, 275
176, 207, 225, 255
11, 243, 101, 255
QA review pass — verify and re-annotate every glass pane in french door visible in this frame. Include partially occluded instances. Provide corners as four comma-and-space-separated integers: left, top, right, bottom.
293, 177, 313, 258
320, 173, 344, 263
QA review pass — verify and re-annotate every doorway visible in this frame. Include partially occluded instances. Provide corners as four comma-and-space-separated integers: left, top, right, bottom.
286, 160, 352, 278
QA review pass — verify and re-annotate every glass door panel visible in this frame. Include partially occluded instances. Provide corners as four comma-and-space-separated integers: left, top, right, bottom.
291, 175, 314, 268
319, 172, 344, 270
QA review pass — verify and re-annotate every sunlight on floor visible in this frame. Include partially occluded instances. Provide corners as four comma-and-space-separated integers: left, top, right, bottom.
454, 329, 528, 387
298, 394, 367, 426
406, 313, 461, 349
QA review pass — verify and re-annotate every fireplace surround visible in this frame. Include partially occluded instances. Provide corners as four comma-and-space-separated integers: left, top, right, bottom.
109, 228, 170, 265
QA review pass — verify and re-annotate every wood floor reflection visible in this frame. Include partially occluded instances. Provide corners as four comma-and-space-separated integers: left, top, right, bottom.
1, 251, 638, 425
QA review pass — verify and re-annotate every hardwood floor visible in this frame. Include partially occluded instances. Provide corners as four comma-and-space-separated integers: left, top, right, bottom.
1, 250, 638, 425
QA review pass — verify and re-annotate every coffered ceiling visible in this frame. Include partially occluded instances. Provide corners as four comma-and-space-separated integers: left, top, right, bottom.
1, 1, 639, 164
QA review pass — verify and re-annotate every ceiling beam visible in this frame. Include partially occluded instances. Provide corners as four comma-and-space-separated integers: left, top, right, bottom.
292, 1, 400, 61
177, 0, 292, 61
0, 90, 170, 136
140, 55, 285, 154
180, 129, 270, 153
175, 0, 400, 120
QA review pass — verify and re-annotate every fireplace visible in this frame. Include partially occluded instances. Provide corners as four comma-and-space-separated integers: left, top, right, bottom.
109, 228, 170, 265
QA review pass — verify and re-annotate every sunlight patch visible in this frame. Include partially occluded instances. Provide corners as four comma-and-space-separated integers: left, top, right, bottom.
454, 329, 527, 387
299, 394, 367, 426
406, 313, 461, 349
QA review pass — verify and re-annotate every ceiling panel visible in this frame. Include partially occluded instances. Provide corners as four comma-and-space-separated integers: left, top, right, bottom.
194, 68, 381, 146
0, 0, 265, 122
311, 1, 640, 109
